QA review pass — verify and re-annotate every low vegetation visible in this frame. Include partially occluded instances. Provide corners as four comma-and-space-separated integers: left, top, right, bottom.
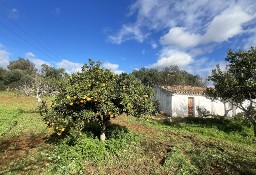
1, 92, 256, 174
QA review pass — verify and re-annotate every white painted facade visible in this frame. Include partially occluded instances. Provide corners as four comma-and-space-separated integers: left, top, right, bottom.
154, 86, 243, 117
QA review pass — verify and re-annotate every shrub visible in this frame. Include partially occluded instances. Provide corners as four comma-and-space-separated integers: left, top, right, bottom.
196, 106, 211, 118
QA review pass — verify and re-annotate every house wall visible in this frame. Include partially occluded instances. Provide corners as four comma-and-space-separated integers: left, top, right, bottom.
154, 87, 240, 117
154, 87, 172, 115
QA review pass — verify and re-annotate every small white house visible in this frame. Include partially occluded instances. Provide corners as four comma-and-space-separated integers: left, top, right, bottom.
154, 86, 242, 117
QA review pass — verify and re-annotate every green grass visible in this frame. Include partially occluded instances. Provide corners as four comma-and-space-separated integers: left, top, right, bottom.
0, 92, 51, 174
0, 91, 256, 175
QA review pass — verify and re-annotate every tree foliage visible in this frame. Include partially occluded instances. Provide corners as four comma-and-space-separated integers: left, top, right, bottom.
35, 64, 68, 96
40, 59, 157, 140
8, 57, 36, 75
206, 47, 256, 136
132, 66, 206, 87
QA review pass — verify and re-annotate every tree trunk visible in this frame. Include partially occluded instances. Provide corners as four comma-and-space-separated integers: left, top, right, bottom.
246, 112, 256, 137
252, 121, 256, 137
99, 118, 107, 141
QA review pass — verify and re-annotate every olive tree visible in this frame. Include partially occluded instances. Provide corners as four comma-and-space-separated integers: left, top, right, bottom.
206, 47, 256, 136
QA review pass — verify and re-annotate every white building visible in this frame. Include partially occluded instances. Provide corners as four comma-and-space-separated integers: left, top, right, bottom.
154, 86, 242, 117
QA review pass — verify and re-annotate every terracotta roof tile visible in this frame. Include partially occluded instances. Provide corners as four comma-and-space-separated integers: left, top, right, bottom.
160, 85, 206, 95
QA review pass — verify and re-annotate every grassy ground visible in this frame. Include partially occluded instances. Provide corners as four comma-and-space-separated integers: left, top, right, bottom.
0, 91, 256, 175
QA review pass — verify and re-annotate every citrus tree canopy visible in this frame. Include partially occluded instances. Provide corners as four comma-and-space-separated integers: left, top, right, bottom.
40, 59, 157, 140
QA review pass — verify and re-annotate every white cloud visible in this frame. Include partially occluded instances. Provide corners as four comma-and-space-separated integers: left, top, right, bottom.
57, 59, 82, 74
202, 5, 253, 43
0, 46, 10, 68
25, 52, 49, 70
160, 6, 254, 49
160, 27, 201, 48
110, 0, 255, 52
102, 62, 123, 74
150, 49, 193, 69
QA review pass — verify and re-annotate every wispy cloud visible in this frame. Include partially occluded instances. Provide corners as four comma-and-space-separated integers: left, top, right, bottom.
108, 24, 147, 44
8, 8, 20, 19
151, 42, 158, 49
55, 8, 61, 16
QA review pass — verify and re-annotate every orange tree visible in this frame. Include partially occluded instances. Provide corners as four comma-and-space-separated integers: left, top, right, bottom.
40, 59, 157, 141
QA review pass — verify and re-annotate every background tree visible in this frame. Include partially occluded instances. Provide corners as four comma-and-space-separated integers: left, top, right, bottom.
3, 69, 34, 90
132, 68, 160, 87
2, 58, 36, 92
206, 47, 256, 136
0, 67, 7, 90
8, 57, 36, 75
132, 66, 206, 87
37, 64, 68, 96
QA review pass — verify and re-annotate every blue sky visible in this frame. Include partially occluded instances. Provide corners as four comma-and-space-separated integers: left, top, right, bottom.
0, 0, 255, 76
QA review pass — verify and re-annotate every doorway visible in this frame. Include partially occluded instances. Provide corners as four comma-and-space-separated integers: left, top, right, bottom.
188, 97, 194, 117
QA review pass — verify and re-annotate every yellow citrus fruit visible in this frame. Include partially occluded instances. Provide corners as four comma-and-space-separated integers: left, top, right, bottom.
69, 102, 74, 106
67, 95, 71, 99
102, 83, 106, 87
61, 128, 65, 132
74, 95, 78, 99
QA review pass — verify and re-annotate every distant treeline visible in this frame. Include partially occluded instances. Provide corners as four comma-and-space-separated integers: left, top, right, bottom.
0, 58, 67, 94
132, 66, 206, 87
0, 57, 206, 93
